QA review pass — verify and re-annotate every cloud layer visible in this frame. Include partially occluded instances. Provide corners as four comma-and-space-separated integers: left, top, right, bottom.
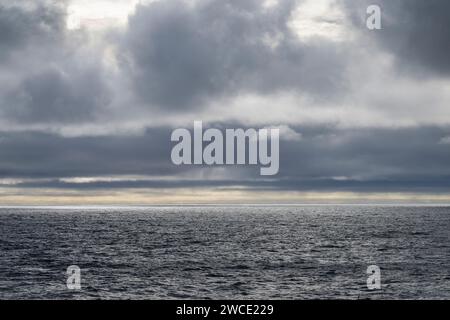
1, 0, 450, 202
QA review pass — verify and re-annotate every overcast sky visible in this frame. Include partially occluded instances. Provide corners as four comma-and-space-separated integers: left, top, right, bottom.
1, 0, 450, 204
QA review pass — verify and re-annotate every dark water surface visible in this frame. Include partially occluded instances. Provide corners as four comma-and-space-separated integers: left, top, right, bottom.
0, 206, 449, 299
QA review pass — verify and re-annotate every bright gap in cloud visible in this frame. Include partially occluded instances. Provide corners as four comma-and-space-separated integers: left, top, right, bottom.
66, 0, 144, 30
289, 0, 350, 42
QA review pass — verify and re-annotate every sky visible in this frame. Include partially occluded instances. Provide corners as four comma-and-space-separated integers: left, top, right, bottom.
1, 0, 450, 204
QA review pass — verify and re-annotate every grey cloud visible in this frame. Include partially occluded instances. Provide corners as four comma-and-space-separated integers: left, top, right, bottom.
0, 2, 112, 125
0, 3, 65, 60
1, 0, 450, 198
122, 0, 350, 111
2, 124, 450, 194
2, 67, 110, 124
343, 0, 450, 76
0, 127, 175, 178
277, 125, 450, 194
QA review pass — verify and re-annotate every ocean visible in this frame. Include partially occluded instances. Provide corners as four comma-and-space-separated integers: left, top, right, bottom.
0, 205, 449, 299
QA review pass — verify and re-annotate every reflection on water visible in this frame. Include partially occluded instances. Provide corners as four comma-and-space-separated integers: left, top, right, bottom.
0, 206, 449, 299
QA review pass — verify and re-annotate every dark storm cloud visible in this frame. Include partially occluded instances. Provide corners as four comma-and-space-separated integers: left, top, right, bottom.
0, 1, 111, 124
343, 0, 450, 76
0, 127, 175, 178
0, 3, 65, 59
122, 0, 350, 111
278, 125, 450, 186
13, 176, 450, 193
2, 124, 450, 194
2, 67, 110, 124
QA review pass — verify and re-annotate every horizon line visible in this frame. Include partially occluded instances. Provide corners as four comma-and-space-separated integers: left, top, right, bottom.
1, 202, 450, 208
